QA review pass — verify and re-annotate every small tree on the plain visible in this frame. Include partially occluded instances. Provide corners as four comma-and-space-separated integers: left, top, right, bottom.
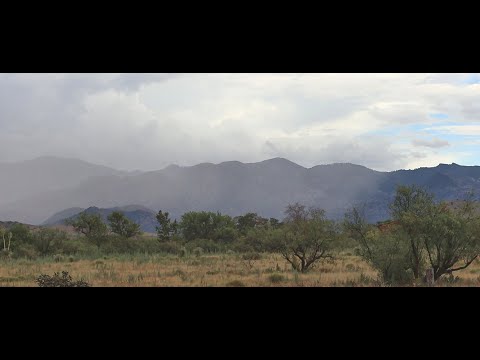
390, 185, 434, 279
235, 213, 258, 235
31, 228, 67, 256
421, 197, 480, 280
344, 206, 414, 285
156, 210, 178, 242
66, 212, 108, 249
345, 187, 480, 284
107, 211, 142, 238
272, 203, 337, 273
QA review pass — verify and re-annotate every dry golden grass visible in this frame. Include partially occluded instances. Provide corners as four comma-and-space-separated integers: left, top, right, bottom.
1, 253, 480, 287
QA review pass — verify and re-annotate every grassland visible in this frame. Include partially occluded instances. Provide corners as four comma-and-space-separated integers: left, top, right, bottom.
1, 252, 480, 287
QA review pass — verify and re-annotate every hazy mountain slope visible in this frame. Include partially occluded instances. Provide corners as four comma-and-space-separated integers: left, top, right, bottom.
42, 207, 85, 225
0, 156, 126, 205
1, 157, 480, 224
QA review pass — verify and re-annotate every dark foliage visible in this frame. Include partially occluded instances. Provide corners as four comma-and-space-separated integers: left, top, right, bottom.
36, 271, 90, 287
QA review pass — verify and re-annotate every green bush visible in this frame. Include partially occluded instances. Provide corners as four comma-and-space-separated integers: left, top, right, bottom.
369, 232, 415, 286
157, 241, 182, 255
31, 228, 68, 256
36, 271, 90, 287
12, 243, 38, 260
241, 252, 262, 269
178, 247, 188, 257
100, 235, 171, 254
185, 239, 223, 253
58, 237, 98, 256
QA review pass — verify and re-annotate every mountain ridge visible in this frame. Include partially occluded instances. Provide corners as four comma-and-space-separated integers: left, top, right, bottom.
0, 157, 479, 225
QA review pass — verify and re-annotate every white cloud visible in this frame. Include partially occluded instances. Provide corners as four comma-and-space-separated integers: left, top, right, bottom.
0, 73, 479, 171
411, 138, 450, 148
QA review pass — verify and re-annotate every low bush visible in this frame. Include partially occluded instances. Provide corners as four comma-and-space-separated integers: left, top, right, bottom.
36, 271, 90, 287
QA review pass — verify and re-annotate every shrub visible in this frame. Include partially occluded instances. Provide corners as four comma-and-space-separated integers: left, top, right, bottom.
0, 249, 12, 259
157, 241, 182, 255
185, 239, 223, 253
12, 243, 38, 260
345, 263, 357, 272
241, 252, 262, 269
53, 254, 65, 263
268, 273, 285, 284
225, 280, 246, 287
36, 271, 90, 287
31, 228, 68, 256
192, 247, 204, 257
179, 247, 188, 257
231, 241, 255, 253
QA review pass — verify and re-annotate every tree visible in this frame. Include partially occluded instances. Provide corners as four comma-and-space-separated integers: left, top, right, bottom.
344, 205, 376, 261
235, 213, 258, 235
107, 211, 142, 238
346, 187, 480, 284
1, 226, 13, 257
9, 223, 32, 244
179, 211, 237, 242
66, 212, 108, 249
31, 228, 67, 256
269, 218, 282, 229
272, 204, 337, 273
390, 185, 434, 279
421, 198, 480, 280
344, 206, 413, 285
156, 210, 178, 242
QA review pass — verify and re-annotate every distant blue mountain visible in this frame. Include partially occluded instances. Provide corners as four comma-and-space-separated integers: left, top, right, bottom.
2, 157, 480, 224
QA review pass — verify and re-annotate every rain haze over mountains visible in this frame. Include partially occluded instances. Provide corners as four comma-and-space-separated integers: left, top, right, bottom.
1, 156, 479, 228
1, 73, 479, 226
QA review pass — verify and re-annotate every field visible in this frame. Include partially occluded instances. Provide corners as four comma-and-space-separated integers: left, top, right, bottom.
1, 253, 480, 287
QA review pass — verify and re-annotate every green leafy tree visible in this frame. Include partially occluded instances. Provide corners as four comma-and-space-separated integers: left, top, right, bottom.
156, 210, 178, 242
390, 185, 434, 279
344, 206, 413, 285
179, 211, 237, 242
107, 211, 142, 238
31, 228, 68, 256
421, 197, 480, 280
271, 203, 337, 273
9, 224, 32, 244
269, 218, 282, 229
346, 187, 480, 284
235, 213, 258, 235
66, 212, 108, 249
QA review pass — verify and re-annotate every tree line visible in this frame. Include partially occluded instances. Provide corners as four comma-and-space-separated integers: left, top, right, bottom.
1, 184, 479, 285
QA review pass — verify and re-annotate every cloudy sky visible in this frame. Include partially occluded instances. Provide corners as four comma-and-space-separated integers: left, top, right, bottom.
1, 73, 479, 171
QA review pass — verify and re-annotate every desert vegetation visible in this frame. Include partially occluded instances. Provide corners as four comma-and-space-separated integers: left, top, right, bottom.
1, 185, 479, 287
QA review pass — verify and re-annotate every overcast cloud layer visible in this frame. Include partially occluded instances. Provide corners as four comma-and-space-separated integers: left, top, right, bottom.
0, 73, 479, 171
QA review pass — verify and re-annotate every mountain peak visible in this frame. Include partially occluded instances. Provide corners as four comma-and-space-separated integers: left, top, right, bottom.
254, 157, 305, 169
438, 162, 462, 167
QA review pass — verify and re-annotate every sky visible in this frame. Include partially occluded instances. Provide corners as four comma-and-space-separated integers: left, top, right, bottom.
0, 73, 479, 172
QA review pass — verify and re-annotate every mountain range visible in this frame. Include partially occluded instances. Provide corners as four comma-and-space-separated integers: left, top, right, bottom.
1, 156, 479, 225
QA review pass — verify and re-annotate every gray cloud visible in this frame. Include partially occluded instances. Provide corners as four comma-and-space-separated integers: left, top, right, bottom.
0, 73, 476, 171
411, 138, 450, 148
